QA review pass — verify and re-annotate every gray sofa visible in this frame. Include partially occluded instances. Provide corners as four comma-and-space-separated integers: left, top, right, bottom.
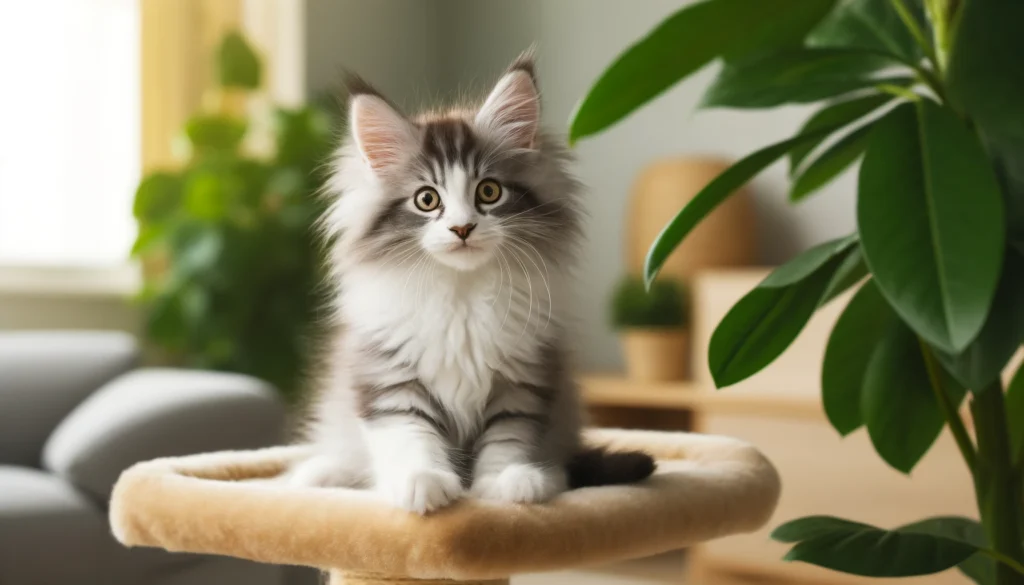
0, 331, 291, 585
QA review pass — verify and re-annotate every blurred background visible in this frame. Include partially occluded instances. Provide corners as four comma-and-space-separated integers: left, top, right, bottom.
0, 1, 973, 585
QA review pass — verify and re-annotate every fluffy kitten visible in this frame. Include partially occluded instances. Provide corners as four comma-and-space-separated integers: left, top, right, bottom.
291, 51, 654, 514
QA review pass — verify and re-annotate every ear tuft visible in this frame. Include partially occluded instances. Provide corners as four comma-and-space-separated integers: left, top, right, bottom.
506, 46, 538, 86
350, 93, 415, 174
343, 72, 385, 103
476, 53, 541, 150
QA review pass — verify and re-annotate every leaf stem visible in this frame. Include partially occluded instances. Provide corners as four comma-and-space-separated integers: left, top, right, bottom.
876, 83, 921, 102
983, 549, 1024, 577
919, 341, 976, 473
889, 0, 939, 69
912, 65, 947, 103
924, 0, 956, 75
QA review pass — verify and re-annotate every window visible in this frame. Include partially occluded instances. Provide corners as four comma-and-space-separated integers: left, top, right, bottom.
0, 0, 140, 267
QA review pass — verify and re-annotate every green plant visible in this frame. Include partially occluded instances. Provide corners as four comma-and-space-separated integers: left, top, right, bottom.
132, 32, 336, 403
610, 276, 687, 329
571, 0, 1024, 583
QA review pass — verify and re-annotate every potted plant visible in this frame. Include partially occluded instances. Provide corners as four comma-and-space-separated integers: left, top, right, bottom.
131, 32, 336, 403
572, 0, 1024, 583
611, 276, 689, 381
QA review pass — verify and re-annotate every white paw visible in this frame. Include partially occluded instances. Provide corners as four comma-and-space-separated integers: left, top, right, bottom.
378, 469, 463, 514
471, 464, 565, 504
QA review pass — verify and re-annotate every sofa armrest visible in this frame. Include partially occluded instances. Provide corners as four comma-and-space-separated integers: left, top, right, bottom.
42, 368, 286, 503
0, 331, 139, 466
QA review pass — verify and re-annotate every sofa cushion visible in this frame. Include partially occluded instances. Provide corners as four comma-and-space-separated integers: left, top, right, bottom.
43, 368, 285, 502
0, 331, 139, 466
0, 465, 119, 584
0, 465, 207, 584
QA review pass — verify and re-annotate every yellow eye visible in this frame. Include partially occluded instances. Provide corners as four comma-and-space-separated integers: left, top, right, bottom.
476, 179, 502, 204
414, 187, 441, 211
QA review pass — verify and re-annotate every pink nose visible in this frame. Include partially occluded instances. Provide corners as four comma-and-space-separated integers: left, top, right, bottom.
449, 223, 476, 241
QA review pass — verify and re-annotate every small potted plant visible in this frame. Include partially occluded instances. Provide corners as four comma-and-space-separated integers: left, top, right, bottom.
611, 276, 689, 381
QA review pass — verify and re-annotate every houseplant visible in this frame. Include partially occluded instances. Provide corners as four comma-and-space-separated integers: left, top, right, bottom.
611, 276, 689, 381
132, 32, 336, 403
571, 0, 1024, 583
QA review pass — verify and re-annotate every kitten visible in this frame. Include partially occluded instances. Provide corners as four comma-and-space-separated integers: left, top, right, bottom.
291, 51, 654, 514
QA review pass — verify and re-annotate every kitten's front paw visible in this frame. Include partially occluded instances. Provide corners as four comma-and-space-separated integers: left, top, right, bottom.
471, 464, 565, 504
379, 469, 463, 514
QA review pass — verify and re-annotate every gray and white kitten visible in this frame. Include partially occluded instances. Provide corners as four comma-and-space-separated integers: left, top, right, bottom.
291, 52, 653, 514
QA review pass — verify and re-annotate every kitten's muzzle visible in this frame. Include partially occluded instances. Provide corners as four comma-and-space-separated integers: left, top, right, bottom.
449, 223, 477, 241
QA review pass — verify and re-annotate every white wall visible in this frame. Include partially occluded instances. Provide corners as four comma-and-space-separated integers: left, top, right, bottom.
305, 0, 449, 111
305, 0, 859, 371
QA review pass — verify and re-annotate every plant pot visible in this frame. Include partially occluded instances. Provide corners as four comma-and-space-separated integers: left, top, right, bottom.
626, 157, 757, 281
620, 328, 689, 382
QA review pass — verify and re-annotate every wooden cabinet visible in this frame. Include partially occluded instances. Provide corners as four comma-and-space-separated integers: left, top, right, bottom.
582, 269, 977, 585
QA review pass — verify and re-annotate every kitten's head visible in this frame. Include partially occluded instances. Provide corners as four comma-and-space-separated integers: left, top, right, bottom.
325, 51, 581, 274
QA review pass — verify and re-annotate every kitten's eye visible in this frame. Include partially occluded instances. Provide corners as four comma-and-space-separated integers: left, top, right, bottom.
414, 187, 441, 212
476, 179, 502, 204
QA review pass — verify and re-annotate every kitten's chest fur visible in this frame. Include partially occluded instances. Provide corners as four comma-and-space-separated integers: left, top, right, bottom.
341, 263, 553, 423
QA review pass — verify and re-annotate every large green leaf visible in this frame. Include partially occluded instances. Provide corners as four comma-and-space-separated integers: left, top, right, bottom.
807, 0, 924, 63
791, 123, 872, 201
568, 0, 836, 142
170, 227, 225, 281
646, 126, 843, 284
935, 251, 1024, 391
960, 553, 996, 585
862, 319, 966, 473
820, 243, 869, 305
134, 173, 182, 222
708, 237, 854, 387
702, 49, 902, 109
185, 116, 247, 153
760, 234, 857, 287
822, 279, 896, 436
948, 0, 1024, 249
772, 515, 875, 542
946, 0, 1024, 159
218, 31, 261, 89
183, 171, 233, 221
790, 92, 898, 174
991, 143, 1024, 253
858, 101, 1006, 352
772, 515, 981, 577
908, 517, 994, 585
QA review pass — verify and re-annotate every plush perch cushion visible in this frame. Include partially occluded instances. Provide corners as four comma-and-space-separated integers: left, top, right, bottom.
110, 429, 780, 580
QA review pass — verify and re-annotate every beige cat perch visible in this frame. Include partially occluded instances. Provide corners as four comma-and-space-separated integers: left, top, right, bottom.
109, 429, 780, 584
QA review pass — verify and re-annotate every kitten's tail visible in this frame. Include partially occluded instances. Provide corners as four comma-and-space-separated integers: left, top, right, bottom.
566, 447, 656, 489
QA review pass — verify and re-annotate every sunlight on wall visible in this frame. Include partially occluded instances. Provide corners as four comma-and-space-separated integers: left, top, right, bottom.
0, 0, 140, 267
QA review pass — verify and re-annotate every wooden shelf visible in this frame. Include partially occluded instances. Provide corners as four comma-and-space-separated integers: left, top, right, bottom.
580, 375, 825, 420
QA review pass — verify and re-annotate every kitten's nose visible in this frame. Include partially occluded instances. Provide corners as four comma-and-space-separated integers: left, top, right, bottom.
449, 223, 477, 241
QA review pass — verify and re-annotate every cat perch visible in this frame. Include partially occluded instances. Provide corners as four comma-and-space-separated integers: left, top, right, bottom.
109, 429, 781, 584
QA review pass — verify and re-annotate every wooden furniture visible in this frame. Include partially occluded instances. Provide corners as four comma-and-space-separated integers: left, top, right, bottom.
582, 269, 977, 585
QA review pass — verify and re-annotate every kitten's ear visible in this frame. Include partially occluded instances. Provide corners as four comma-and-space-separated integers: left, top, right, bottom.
475, 52, 540, 150
347, 76, 416, 174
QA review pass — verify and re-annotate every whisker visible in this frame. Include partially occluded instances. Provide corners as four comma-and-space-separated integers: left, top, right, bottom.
506, 238, 553, 335
495, 246, 515, 338
506, 245, 534, 350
